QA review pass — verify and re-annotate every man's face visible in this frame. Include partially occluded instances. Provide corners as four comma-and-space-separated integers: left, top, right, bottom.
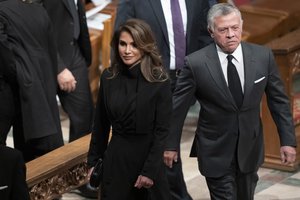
209, 12, 243, 54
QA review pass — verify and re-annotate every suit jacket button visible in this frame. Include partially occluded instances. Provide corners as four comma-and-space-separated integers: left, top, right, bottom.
70, 41, 74, 45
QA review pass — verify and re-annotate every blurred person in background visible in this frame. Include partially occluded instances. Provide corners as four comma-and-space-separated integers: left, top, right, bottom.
0, 0, 63, 161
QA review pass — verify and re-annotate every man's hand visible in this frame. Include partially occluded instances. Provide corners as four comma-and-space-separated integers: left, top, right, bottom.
86, 167, 94, 182
57, 68, 77, 92
134, 175, 153, 189
164, 150, 178, 168
280, 146, 296, 165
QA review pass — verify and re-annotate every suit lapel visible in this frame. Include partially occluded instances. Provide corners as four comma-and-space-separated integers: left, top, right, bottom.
205, 44, 233, 104
242, 42, 256, 106
149, 0, 169, 47
62, 0, 73, 18
205, 43, 256, 109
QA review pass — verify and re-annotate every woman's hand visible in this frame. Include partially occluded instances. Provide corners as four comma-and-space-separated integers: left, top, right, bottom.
134, 175, 154, 189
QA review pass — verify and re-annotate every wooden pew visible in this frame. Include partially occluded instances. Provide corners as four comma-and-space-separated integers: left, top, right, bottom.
26, 134, 91, 200
239, 5, 289, 44
252, 0, 300, 32
262, 28, 300, 171
88, 18, 114, 104
89, 30, 102, 105
239, 0, 300, 44
99, 17, 114, 71
87, 2, 117, 104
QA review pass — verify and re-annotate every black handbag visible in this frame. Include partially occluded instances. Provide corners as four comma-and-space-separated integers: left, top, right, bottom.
89, 158, 103, 188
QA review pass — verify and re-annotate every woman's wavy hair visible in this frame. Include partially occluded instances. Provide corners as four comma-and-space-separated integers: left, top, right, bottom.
110, 18, 168, 82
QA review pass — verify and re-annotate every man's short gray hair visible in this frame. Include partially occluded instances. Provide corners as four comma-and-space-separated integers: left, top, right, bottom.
207, 3, 242, 31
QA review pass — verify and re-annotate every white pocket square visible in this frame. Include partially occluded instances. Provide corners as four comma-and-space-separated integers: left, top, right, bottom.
0, 185, 8, 190
254, 76, 265, 84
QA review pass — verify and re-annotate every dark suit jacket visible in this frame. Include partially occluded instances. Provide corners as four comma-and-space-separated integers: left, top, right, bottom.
0, 0, 62, 141
167, 42, 297, 177
0, 27, 14, 125
114, 0, 212, 71
0, 146, 30, 200
43, 0, 91, 71
0, 80, 14, 142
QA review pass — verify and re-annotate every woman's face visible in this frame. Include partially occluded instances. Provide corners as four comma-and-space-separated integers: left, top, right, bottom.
118, 31, 143, 67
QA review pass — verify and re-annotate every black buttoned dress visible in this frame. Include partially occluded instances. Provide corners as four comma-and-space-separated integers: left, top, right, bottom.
88, 64, 172, 200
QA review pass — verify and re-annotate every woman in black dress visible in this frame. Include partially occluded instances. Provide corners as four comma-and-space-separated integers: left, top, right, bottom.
87, 19, 172, 200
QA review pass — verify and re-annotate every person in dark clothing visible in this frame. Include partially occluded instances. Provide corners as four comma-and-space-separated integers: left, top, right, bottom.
87, 19, 172, 200
0, 145, 30, 200
43, 0, 94, 142
165, 3, 297, 200
0, 0, 63, 161
42, 0, 95, 197
0, 59, 14, 144
114, 1, 215, 199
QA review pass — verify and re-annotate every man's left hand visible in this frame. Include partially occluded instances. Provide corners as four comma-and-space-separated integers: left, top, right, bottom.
164, 150, 178, 168
280, 146, 296, 165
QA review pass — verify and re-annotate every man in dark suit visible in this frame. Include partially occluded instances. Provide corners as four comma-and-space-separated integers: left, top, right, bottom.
43, 0, 94, 142
0, 145, 30, 200
164, 3, 297, 200
42, 0, 95, 198
0, 66, 14, 145
0, 0, 64, 160
114, 1, 213, 199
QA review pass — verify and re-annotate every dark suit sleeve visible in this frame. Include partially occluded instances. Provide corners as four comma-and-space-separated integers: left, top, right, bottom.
43, 0, 91, 71
87, 70, 111, 167
0, 17, 17, 83
197, 0, 213, 48
45, 10, 59, 78
165, 58, 197, 150
77, 0, 91, 66
42, 0, 66, 73
265, 49, 297, 147
114, 0, 135, 31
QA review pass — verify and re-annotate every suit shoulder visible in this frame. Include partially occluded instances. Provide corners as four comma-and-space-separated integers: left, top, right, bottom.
186, 44, 212, 60
243, 42, 271, 52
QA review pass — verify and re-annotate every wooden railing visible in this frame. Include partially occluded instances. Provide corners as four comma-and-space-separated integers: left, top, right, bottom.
89, 30, 102, 105
87, 2, 116, 104
240, 5, 289, 44
26, 134, 91, 200
262, 28, 300, 171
